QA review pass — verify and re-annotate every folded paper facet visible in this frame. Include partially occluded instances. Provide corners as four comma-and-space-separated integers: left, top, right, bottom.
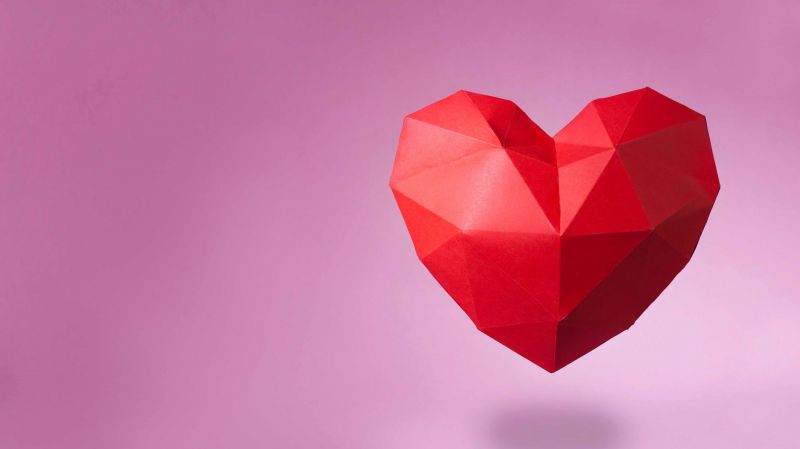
389, 88, 720, 372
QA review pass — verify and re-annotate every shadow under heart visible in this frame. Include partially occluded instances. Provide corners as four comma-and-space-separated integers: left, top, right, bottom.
486, 403, 622, 449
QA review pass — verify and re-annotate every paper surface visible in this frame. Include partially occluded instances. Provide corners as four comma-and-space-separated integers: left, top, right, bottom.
390, 88, 720, 372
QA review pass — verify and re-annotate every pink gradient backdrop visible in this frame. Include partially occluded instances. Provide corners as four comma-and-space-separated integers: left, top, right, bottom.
0, 1, 797, 448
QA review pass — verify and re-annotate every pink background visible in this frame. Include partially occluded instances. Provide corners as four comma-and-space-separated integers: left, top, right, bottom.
0, 1, 798, 448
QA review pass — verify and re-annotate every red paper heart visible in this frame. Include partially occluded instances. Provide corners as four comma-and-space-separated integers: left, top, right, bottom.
389, 88, 719, 372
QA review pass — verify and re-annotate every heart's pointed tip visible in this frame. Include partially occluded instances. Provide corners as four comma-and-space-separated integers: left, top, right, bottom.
539, 364, 561, 374
523, 357, 558, 373
539, 357, 580, 374
529, 353, 569, 373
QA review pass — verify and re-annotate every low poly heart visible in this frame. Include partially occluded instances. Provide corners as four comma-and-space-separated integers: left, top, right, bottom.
389, 87, 720, 372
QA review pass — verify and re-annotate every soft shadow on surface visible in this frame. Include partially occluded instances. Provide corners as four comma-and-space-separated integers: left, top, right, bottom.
486, 404, 621, 449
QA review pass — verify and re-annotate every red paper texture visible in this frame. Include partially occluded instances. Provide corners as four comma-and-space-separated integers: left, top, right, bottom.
390, 88, 720, 372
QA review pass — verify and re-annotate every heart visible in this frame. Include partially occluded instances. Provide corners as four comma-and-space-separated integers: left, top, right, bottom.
389, 88, 719, 372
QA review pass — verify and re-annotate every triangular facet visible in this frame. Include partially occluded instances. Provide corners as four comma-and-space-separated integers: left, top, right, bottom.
559, 230, 649, 317
653, 200, 713, 260
592, 89, 646, 145
465, 231, 560, 317
462, 91, 518, 144
557, 150, 615, 231
554, 102, 614, 148
394, 149, 549, 232
409, 91, 501, 145
392, 190, 461, 259
619, 87, 703, 144
616, 119, 719, 225
421, 235, 477, 320
482, 321, 558, 372
394, 150, 555, 234
506, 150, 560, 231
463, 246, 556, 328
555, 143, 614, 167
391, 117, 498, 181
562, 154, 652, 236
503, 109, 554, 164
